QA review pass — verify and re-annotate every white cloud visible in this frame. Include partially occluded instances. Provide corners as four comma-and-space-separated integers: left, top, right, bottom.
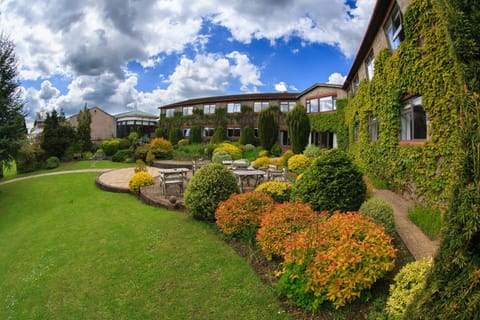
226, 51, 263, 92
275, 82, 287, 92
327, 72, 346, 85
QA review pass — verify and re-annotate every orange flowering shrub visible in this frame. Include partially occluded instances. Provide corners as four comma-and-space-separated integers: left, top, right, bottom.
256, 203, 326, 260
150, 137, 174, 159
215, 191, 275, 242
277, 212, 396, 310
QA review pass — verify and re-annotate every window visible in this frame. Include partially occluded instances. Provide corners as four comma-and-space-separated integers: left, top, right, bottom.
227, 103, 241, 113
400, 96, 427, 141
203, 104, 216, 114
384, 4, 404, 51
183, 128, 190, 137
369, 113, 378, 141
311, 131, 336, 149
227, 128, 241, 137
165, 109, 175, 118
182, 106, 193, 116
307, 96, 336, 113
254, 102, 269, 112
204, 127, 214, 137
280, 101, 296, 113
365, 51, 375, 81
353, 75, 360, 94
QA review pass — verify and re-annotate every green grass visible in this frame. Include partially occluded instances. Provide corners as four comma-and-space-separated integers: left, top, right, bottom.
408, 205, 442, 239
0, 160, 134, 182
0, 173, 289, 319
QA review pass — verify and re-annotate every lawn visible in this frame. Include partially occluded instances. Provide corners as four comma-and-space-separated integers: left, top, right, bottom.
0, 173, 290, 319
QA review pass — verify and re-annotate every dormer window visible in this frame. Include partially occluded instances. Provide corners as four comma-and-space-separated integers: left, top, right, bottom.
384, 3, 404, 51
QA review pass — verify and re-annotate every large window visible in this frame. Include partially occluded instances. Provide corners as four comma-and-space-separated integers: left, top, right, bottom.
204, 127, 214, 137
369, 113, 379, 141
227, 103, 241, 113
183, 106, 193, 116
306, 96, 336, 113
400, 96, 427, 141
165, 109, 175, 118
227, 128, 241, 137
365, 51, 375, 81
204, 104, 216, 115
254, 102, 269, 112
384, 4, 404, 51
310, 131, 336, 149
280, 101, 296, 113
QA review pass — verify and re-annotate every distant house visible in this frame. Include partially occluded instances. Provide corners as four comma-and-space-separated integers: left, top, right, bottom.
68, 107, 116, 143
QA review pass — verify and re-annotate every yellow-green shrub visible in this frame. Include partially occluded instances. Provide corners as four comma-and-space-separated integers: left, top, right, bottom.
255, 181, 293, 203
128, 171, 154, 194
213, 143, 242, 160
287, 154, 311, 175
386, 258, 433, 319
150, 137, 174, 159
258, 149, 269, 157
215, 191, 275, 242
252, 156, 272, 169
256, 202, 325, 260
134, 159, 147, 173
277, 212, 396, 310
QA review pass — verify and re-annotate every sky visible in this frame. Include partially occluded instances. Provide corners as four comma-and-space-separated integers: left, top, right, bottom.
0, 0, 376, 129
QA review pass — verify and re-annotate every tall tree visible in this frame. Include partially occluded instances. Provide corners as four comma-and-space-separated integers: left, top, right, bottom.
0, 34, 26, 177
257, 106, 279, 151
285, 105, 310, 154
77, 103, 92, 152
41, 109, 75, 159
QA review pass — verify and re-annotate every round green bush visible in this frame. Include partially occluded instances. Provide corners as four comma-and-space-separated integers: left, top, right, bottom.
270, 144, 282, 157
303, 144, 323, 158
184, 163, 240, 221
118, 138, 130, 150
386, 258, 433, 319
134, 144, 151, 161
291, 149, 366, 212
287, 154, 311, 175
46, 156, 61, 169
112, 149, 131, 162
359, 197, 396, 237
100, 139, 121, 156
212, 150, 232, 164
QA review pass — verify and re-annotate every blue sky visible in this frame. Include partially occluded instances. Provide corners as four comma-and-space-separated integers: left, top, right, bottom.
0, 0, 376, 128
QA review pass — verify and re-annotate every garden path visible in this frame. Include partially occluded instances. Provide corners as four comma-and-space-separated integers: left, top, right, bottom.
372, 188, 440, 260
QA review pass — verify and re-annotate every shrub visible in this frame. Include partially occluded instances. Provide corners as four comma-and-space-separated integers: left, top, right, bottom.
101, 139, 121, 156
118, 138, 130, 150
169, 127, 183, 146
45, 156, 60, 169
212, 150, 232, 164
211, 126, 226, 144
145, 149, 155, 164
303, 144, 323, 158
150, 137, 174, 159
287, 154, 311, 175
93, 148, 105, 159
291, 149, 366, 212
178, 138, 189, 148
258, 107, 279, 151
359, 198, 396, 237
215, 191, 276, 242
244, 144, 255, 152
252, 156, 271, 169
184, 163, 240, 221
280, 150, 294, 168
386, 258, 433, 319
134, 159, 147, 173
134, 144, 151, 161
239, 125, 255, 145
257, 203, 324, 260
255, 181, 293, 203
285, 104, 310, 154
128, 171, 154, 194
213, 143, 242, 160
270, 144, 282, 157
16, 144, 40, 173
258, 149, 269, 157
112, 149, 131, 162
83, 151, 93, 160
189, 125, 202, 144
277, 212, 396, 310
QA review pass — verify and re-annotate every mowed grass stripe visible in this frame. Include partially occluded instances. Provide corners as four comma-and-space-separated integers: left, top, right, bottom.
0, 173, 289, 319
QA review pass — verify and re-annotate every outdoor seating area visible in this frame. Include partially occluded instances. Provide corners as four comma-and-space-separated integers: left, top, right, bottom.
158, 167, 189, 195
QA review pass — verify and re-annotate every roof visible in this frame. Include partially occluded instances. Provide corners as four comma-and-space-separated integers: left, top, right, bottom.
115, 110, 158, 119
343, 0, 393, 89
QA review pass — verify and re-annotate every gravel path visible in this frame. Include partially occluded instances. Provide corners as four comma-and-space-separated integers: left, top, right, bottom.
372, 188, 439, 260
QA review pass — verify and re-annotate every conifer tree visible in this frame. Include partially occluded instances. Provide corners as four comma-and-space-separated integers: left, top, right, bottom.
285, 105, 310, 154
257, 107, 279, 151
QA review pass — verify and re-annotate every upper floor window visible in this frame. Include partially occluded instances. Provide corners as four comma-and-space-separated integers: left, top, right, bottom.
369, 113, 379, 142
227, 103, 241, 113
366, 51, 375, 81
384, 3, 404, 52
204, 104, 216, 115
183, 106, 193, 116
400, 96, 427, 141
280, 101, 296, 113
306, 96, 336, 113
165, 109, 175, 118
254, 102, 269, 112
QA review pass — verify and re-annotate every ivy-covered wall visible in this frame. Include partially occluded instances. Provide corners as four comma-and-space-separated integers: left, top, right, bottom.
344, 0, 462, 211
